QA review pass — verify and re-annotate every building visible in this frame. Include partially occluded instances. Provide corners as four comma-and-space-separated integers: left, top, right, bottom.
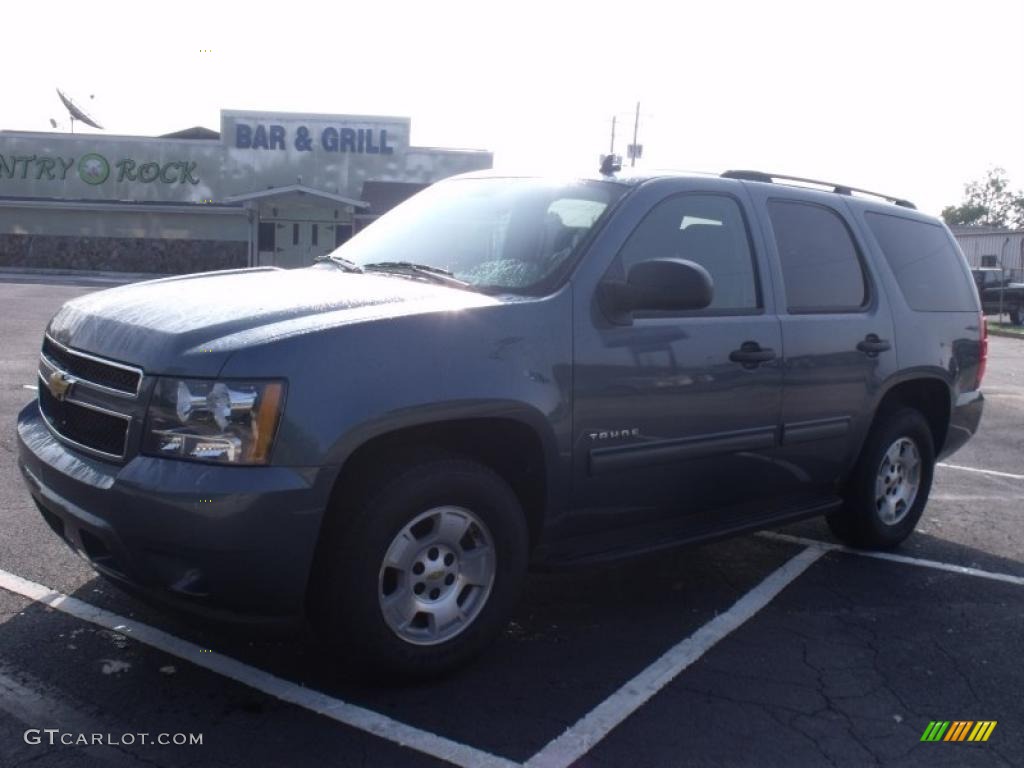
951, 225, 1024, 281
0, 110, 492, 274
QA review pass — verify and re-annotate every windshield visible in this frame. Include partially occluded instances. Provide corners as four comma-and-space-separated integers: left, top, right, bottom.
330, 177, 625, 293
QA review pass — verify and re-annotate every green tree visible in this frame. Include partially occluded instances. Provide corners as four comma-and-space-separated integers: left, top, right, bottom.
942, 168, 1024, 229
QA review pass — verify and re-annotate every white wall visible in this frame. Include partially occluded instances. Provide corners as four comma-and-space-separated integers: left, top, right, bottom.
955, 232, 1024, 275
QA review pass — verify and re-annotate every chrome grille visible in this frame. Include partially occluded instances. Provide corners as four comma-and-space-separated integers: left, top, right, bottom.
37, 339, 140, 461
41, 335, 142, 397
37, 376, 130, 459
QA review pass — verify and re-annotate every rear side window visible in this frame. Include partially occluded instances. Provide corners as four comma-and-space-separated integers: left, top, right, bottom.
768, 200, 868, 312
865, 213, 978, 311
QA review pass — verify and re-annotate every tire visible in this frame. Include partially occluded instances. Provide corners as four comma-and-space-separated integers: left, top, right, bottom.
312, 456, 528, 680
827, 407, 935, 550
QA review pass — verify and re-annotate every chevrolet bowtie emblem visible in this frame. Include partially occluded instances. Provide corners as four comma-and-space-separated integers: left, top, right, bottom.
47, 371, 75, 401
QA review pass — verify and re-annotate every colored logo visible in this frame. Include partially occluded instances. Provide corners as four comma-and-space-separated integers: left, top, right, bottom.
77, 153, 110, 185
921, 721, 997, 742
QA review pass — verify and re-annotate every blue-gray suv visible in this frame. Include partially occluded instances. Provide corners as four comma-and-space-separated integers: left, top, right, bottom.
17, 169, 986, 677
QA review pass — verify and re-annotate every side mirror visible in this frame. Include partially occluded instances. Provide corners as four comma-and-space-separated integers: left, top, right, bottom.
601, 258, 713, 323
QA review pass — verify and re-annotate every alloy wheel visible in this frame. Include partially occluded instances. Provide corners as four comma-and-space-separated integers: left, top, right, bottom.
874, 436, 921, 525
377, 506, 496, 645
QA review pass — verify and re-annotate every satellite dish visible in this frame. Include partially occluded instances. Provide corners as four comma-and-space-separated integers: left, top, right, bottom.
56, 88, 103, 132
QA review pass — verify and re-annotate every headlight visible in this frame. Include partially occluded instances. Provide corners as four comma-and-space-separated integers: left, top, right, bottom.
142, 378, 286, 465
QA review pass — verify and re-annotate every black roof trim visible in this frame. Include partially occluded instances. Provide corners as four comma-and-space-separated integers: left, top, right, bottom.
159, 126, 220, 140
721, 170, 916, 210
0, 194, 241, 208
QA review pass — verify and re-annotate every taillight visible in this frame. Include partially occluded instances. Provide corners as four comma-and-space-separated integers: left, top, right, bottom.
976, 313, 988, 389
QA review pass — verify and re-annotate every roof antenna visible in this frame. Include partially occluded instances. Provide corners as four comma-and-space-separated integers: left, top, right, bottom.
600, 153, 622, 176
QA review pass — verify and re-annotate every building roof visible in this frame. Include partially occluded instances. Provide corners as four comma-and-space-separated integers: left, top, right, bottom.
0, 195, 244, 215
359, 181, 429, 214
224, 184, 369, 209
950, 225, 1024, 236
159, 126, 220, 140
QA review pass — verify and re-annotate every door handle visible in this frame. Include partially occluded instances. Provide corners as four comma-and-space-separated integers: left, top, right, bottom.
729, 342, 776, 367
856, 334, 891, 356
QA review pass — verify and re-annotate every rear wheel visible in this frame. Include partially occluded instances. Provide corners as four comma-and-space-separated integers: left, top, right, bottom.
828, 407, 935, 549
312, 457, 528, 679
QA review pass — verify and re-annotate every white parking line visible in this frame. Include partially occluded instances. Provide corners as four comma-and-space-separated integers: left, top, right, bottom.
523, 546, 825, 768
22, 384, 37, 391
759, 532, 1024, 587
4, 532, 1016, 768
938, 463, 1024, 481
0, 567, 518, 768
930, 494, 1009, 502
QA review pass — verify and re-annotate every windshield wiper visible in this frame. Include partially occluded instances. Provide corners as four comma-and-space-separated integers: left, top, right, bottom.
362, 261, 471, 289
314, 254, 364, 273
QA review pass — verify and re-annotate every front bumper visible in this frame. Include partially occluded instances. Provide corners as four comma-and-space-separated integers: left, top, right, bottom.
17, 401, 336, 628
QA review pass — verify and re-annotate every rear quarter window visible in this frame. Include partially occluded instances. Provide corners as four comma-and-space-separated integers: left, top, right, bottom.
865, 213, 978, 312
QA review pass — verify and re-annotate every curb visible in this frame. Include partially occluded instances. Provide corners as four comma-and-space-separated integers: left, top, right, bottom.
988, 328, 1024, 340
0, 267, 171, 285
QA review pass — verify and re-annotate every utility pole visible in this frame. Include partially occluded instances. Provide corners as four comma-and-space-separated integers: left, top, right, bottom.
1000, 237, 1009, 322
630, 101, 640, 167
609, 115, 616, 154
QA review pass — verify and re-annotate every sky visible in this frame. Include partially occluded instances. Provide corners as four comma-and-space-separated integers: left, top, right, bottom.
3, 0, 1022, 216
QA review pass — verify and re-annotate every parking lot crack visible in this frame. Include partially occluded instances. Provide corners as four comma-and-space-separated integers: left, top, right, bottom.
932, 637, 984, 705
684, 685, 840, 767
797, 640, 883, 767
859, 625, 919, 718
678, 681, 826, 718
991, 745, 1017, 767
7, 751, 52, 768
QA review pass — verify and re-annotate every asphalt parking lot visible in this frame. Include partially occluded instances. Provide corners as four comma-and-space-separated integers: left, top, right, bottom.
1, 276, 1021, 768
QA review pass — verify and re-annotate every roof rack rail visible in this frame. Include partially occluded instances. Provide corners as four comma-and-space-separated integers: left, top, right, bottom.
720, 170, 916, 210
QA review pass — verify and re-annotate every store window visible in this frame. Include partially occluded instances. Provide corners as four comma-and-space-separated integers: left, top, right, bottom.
335, 224, 353, 248
257, 222, 275, 251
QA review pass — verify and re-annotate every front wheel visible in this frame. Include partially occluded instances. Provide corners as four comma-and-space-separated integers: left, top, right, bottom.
828, 407, 935, 549
312, 457, 529, 679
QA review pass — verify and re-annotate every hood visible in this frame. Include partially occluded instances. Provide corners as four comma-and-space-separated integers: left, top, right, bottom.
46, 265, 499, 375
